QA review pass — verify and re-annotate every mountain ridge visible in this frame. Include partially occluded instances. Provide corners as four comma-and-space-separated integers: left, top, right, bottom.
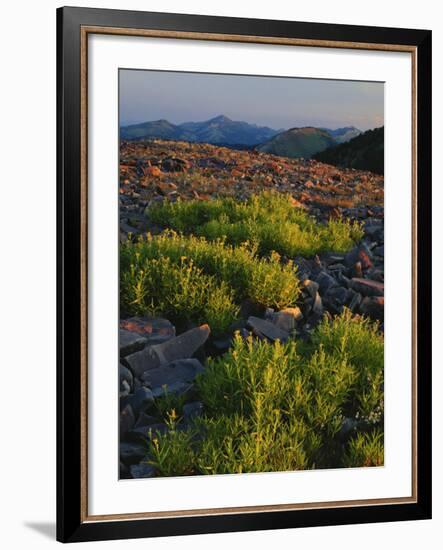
120, 115, 363, 150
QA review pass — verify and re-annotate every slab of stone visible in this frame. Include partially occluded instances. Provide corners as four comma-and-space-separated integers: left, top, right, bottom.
119, 364, 133, 393
302, 279, 319, 298
247, 316, 289, 342
315, 271, 338, 294
120, 404, 135, 437
119, 329, 148, 357
360, 296, 384, 321
350, 278, 384, 297
325, 286, 349, 305
120, 317, 176, 346
140, 358, 204, 395
134, 412, 157, 428
130, 463, 156, 479
270, 307, 303, 332
125, 325, 210, 378
122, 387, 154, 416
312, 292, 324, 316
119, 442, 147, 466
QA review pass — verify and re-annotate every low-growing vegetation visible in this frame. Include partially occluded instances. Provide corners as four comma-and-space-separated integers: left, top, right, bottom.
120, 231, 300, 333
145, 310, 384, 475
148, 191, 363, 257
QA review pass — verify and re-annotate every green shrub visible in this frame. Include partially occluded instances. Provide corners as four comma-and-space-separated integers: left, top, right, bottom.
148, 191, 363, 257
120, 232, 300, 330
343, 429, 384, 468
146, 310, 384, 476
120, 254, 239, 335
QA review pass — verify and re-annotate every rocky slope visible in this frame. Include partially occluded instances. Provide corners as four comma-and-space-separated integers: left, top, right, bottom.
119, 138, 384, 479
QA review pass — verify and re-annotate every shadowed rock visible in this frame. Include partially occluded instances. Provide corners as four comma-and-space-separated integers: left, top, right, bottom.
140, 358, 204, 396
120, 404, 135, 437
125, 324, 210, 378
247, 316, 289, 342
120, 317, 175, 347
360, 296, 384, 321
121, 387, 154, 416
119, 329, 148, 357
349, 278, 384, 297
269, 307, 303, 332
130, 463, 156, 479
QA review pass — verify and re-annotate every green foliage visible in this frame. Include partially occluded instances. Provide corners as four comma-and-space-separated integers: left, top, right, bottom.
146, 310, 384, 476
343, 429, 384, 468
120, 231, 300, 333
148, 191, 363, 257
120, 253, 239, 335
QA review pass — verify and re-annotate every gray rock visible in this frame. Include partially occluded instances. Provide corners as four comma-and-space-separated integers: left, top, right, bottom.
119, 329, 147, 357
120, 379, 131, 399
120, 364, 133, 393
315, 271, 338, 294
348, 290, 362, 312
360, 296, 384, 321
151, 382, 192, 398
269, 307, 303, 332
349, 278, 384, 297
130, 463, 156, 479
302, 279, 319, 298
344, 244, 373, 268
122, 387, 154, 416
141, 358, 204, 395
134, 412, 157, 428
120, 404, 135, 437
125, 425, 156, 443
120, 442, 147, 465
126, 325, 210, 378
312, 292, 323, 316
120, 317, 176, 347
247, 316, 290, 342
326, 286, 349, 305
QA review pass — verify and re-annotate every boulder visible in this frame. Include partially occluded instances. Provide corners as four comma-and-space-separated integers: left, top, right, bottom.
122, 387, 154, 416
349, 278, 384, 297
120, 317, 175, 347
130, 463, 156, 479
140, 358, 204, 396
119, 364, 133, 394
247, 316, 290, 342
269, 307, 303, 332
125, 324, 210, 378
360, 296, 384, 321
312, 292, 323, 316
120, 404, 135, 437
120, 442, 147, 466
315, 271, 338, 294
119, 329, 147, 357
302, 279, 319, 298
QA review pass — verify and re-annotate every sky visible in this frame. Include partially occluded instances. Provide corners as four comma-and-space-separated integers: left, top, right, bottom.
119, 69, 384, 131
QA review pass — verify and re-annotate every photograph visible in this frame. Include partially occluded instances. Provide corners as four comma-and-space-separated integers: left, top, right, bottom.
118, 69, 385, 480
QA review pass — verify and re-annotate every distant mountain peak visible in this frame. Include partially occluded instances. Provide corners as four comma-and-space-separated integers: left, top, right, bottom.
208, 114, 232, 123
120, 115, 279, 146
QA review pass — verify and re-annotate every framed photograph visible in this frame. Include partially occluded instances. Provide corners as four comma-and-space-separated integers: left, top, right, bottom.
57, 6, 432, 543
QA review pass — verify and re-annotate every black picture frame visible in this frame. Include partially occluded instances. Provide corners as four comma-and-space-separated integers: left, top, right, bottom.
57, 6, 432, 543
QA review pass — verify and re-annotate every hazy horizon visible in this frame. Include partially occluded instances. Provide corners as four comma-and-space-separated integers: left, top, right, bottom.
120, 69, 384, 132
